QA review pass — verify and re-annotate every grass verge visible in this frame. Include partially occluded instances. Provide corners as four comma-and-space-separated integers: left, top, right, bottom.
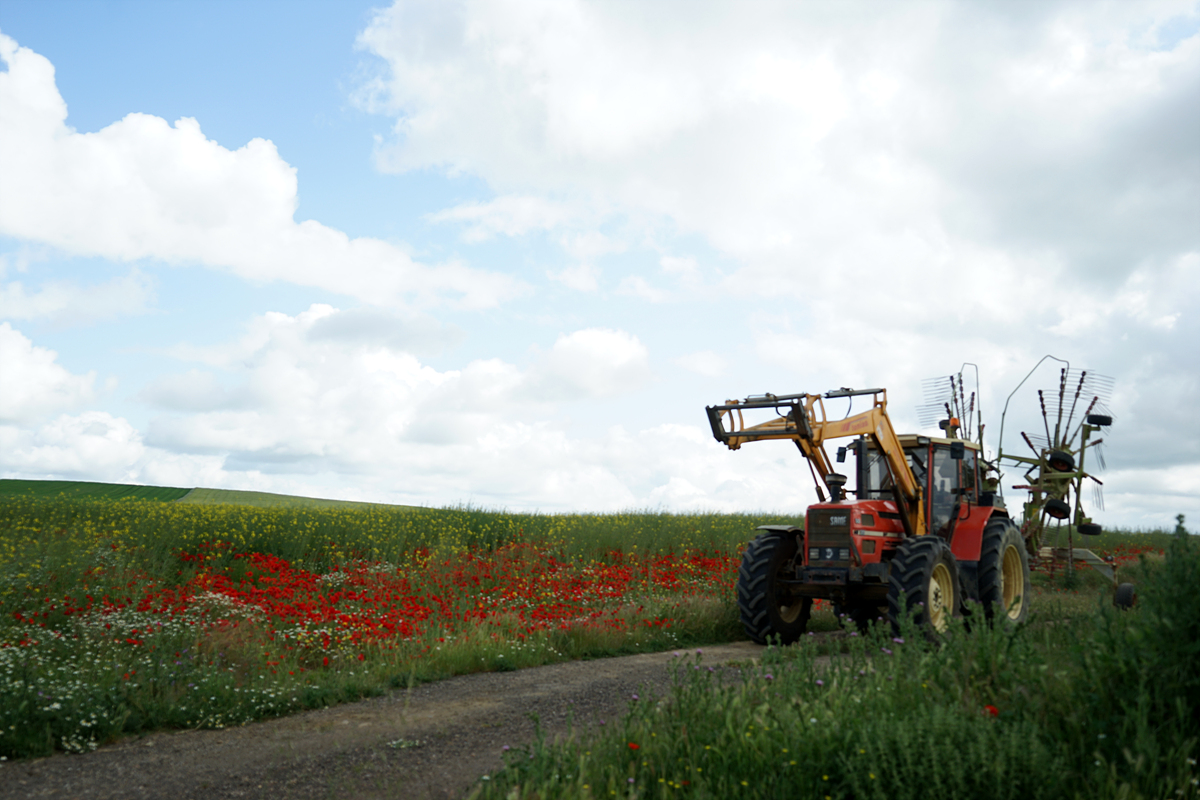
473, 534, 1199, 800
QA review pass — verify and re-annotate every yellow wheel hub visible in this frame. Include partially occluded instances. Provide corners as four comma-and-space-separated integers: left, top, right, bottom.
775, 548, 804, 623
928, 562, 954, 633
1001, 544, 1024, 620
778, 600, 804, 624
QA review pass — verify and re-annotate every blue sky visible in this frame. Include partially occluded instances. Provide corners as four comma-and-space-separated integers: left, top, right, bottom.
1, 0, 1197, 528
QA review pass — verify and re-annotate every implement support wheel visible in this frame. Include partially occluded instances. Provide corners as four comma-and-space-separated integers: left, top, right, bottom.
737, 530, 811, 644
978, 518, 1031, 625
887, 536, 960, 634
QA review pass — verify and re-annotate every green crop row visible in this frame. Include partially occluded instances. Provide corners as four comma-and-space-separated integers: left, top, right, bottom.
0, 479, 191, 503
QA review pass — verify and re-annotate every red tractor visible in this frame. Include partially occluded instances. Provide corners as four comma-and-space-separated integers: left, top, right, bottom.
707, 387, 1028, 641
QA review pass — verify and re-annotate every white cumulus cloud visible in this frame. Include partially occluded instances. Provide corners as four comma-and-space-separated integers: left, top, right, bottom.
358, 0, 1199, 315
0, 269, 154, 324
0, 411, 144, 481
0, 32, 521, 310
0, 323, 97, 422
530, 327, 652, 400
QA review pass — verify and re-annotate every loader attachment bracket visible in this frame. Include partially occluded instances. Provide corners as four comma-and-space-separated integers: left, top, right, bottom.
706, 393, 814, 446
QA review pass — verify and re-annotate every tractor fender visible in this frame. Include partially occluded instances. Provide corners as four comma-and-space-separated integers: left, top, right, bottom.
949, 506, 1001, 563
755, 525, 804, 534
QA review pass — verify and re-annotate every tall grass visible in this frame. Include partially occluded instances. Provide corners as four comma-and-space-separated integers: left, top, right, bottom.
475, 533, 1200, 800
1037, 522, 1178, 555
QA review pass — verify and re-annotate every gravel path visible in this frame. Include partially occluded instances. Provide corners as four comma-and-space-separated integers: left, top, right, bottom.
1, 642, 765, 800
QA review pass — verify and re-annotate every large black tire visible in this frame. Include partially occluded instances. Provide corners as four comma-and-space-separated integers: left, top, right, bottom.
887, 536, 960, 634
977, 518, 1031, 624
1044, 498, 1071, 520
738, 530, 811, 644
1114, 582, 1137, 609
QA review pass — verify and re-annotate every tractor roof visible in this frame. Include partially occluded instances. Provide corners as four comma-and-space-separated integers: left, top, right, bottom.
895, 434, 982, 450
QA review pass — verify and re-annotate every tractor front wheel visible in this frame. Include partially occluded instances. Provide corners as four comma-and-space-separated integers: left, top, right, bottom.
738, 530, 811, 645
978, 518, 1031, 625
887, 536, 960, 635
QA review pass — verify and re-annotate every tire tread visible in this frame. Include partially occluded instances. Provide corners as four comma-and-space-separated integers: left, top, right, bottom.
737, 531, 808, 644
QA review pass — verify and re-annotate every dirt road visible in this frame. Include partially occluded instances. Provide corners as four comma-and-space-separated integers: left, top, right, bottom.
1, 642, 764, 800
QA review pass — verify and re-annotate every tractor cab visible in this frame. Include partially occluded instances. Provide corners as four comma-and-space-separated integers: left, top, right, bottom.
853, 435, 983, 539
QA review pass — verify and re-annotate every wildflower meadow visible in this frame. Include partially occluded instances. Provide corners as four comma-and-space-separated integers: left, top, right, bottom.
0, 487, 796, 759
1, 481, 1194, 800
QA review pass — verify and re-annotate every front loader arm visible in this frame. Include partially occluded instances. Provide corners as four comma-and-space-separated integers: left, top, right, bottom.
707, 388, 925, 535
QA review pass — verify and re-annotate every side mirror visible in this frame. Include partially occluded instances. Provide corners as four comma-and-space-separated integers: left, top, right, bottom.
836, 446, 847, 463
950, 441, 965, 460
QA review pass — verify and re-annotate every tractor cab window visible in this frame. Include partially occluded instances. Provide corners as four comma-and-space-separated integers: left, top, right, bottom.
858, 444, 930, 501
907, 447, 928, 489
961, 448, 978, 501
930, 445, 961, 536
859, 446, 892, 499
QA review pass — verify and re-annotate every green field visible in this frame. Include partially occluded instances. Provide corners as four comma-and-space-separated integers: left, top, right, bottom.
0, 478, 417, 511
1, 480, 1194, 799
0, 479, 191, 502
175, 487, 421, 510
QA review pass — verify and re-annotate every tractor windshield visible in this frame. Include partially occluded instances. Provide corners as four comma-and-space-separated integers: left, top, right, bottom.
858, 445, 928, 500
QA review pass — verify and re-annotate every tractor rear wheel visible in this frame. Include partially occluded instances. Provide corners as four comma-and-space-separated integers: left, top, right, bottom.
978, 518, 1031, 625
887, 536, 960, 634
738, 530, 811, 645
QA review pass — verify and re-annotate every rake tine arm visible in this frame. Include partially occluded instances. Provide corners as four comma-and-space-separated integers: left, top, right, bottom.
1067, 396, 1099, 448
1038, 390, 1053, 446
1063, 371, 1085, 442
958, 375, 968, 435
1054, 368, 1067, 446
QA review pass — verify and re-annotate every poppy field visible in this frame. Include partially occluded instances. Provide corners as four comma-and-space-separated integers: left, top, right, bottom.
0, 492, 800, 759
0, 484, 1191, 800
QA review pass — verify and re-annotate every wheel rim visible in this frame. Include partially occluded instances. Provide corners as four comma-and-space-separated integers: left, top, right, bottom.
1001, 544, 1024, 620
928, 562, 954, 633
765, 543, 804, 624
772, 543, 805, 624
778, 598, 804, 624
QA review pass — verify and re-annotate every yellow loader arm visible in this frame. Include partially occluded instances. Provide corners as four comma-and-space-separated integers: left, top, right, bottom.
706, 388, 925, 536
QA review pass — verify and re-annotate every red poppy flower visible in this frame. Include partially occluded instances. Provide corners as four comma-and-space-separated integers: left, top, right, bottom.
984, 705, 999, 717
628, 742, 640, 750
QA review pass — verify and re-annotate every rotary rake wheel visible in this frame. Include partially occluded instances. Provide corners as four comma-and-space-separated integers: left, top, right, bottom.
996, 358, 1132, 605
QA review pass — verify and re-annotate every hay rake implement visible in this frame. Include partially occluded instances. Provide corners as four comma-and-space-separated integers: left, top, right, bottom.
995, 355, 1134, 606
